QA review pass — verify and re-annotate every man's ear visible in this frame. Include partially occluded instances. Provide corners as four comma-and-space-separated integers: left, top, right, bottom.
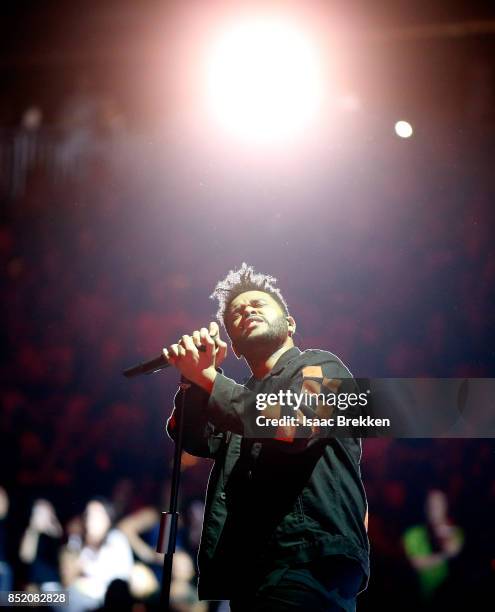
286, 316, 296, 337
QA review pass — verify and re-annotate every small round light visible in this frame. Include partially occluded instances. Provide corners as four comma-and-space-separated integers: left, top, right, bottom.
394, 120, 413, 138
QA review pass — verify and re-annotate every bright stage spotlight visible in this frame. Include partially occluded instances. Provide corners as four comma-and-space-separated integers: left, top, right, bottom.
204, 16, 324, 145
394, 120, 413, 139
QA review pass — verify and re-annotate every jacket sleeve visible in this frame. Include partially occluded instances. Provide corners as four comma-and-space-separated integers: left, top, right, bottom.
205, 358, 363, 453
166, 378, 225, 459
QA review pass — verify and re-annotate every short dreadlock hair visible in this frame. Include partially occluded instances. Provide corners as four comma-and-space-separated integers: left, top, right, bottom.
211, 263, 289, 327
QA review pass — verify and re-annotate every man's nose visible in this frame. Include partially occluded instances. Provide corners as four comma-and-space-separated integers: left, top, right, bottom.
243, 306, 257, 318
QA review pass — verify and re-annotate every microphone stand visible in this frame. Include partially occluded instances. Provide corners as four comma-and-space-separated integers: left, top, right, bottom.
123, 339, 217, 609
156, 381, 188, 611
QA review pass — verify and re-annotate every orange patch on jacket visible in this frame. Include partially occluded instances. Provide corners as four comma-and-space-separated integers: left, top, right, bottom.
301, 378, 321, 394
274, 425, 297, 442
302, 366, 323, 378
322, 377, 342, 393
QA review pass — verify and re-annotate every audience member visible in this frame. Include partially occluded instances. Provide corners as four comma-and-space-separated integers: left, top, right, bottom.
66, 498, 133, 612
0, 487, 12, 591
403, 490, 463, 607
19, 499, 63, 590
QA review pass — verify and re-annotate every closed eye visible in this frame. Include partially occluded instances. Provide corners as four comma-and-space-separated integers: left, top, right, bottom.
229, 300, 268, 323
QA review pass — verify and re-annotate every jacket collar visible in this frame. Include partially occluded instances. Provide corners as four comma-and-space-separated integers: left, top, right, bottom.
247, 346, 301, 383
270, 346, 302, 376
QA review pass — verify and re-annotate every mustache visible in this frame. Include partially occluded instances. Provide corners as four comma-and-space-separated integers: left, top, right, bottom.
243, 314, 265, 327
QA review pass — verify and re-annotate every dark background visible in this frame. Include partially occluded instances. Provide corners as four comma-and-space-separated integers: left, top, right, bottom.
0, 1, 494, 609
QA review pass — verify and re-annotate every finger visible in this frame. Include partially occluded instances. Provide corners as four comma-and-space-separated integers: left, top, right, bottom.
182, 334, 199, 356
164, 344, 179, 365
200, 327, 213, 346
192, 330, 201, 347
200, 327, 215, 354
215, 337, 228, 349
215, 337, 228, 362
209, 321, 220, 339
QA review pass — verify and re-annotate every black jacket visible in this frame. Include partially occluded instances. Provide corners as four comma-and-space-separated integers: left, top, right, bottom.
167, 347, 370, 600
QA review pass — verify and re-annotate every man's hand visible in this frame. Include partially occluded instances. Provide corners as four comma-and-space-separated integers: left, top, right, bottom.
163, 321, 227, 393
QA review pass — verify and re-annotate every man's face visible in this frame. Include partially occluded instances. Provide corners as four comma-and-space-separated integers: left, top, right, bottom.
225, 290, 290, 356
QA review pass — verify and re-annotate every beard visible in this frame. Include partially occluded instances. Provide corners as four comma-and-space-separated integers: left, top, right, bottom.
233, 314, 288, 359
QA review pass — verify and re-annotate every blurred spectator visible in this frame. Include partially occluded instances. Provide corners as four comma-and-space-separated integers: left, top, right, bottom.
21, 106, 43, 131
118, 504, 163, 602
169, 550, 206, 612
118, 505, 162, 582
66, 498, 133, 612
59, 546, 80, 591
118, 501, 206, 609
19, 499, 63, 590
127, 561, 159, 602
12, 105, 44, 197
0, 487, 12, 591
95, 578, 133, 612
403, 490, 463, 606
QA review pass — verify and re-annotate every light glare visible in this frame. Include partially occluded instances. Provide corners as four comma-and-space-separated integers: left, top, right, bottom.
395, 120, 413, 138
204, 17, 323, 144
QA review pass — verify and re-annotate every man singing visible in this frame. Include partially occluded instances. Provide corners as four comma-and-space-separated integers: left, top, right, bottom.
165, 263, 369, 611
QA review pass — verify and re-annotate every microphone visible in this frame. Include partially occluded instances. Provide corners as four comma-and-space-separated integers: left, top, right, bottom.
122, 332, 218, 378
